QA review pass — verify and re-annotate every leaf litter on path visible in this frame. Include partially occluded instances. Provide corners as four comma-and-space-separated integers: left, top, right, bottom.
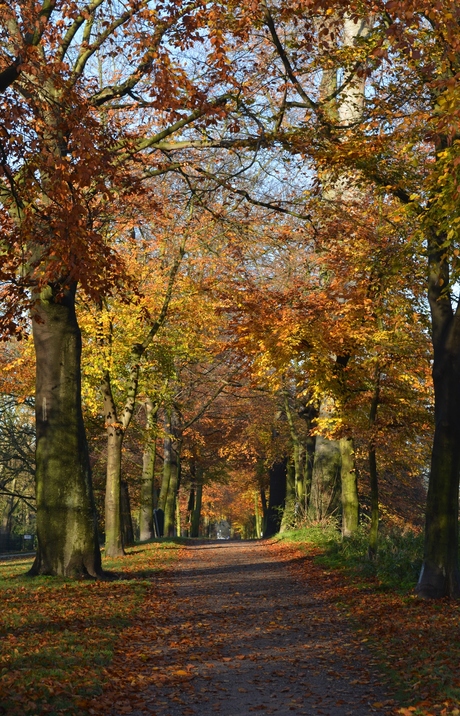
91, 540, 399, 716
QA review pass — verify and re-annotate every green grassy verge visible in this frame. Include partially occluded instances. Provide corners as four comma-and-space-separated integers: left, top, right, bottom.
0, 540, 183, 716
276, 523, 425, 593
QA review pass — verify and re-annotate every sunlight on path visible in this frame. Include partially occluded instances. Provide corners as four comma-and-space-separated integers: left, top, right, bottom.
108, 541, 397, 716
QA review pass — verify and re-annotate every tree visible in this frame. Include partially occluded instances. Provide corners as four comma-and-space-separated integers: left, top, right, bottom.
0, 0, 244, 575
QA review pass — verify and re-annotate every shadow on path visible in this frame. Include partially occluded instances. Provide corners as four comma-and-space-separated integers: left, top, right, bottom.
101, 541, 398, 716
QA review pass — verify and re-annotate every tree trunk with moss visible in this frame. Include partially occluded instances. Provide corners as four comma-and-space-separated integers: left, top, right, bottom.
121, 480, 134, 547
340, 437, 358, 538
105, 428, 124, 557
139, 398, 158, 542
164, 441, 180, 537
307, 434, 341, 523
161, 409, 182, 538
1, 478, 16, 537
29, 284, 102, 577
283, 391, 305, 513
191, 475, 203, 538
280, 458, 296, 533
298, 402, 318, 513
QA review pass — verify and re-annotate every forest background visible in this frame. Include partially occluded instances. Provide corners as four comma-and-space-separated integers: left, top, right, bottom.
0, 0, 460, 600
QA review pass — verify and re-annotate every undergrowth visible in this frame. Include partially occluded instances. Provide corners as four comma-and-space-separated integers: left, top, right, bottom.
277, 522, 424, 593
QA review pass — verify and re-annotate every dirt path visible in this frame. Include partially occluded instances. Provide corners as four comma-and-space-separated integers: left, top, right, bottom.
108, 540, 399, 716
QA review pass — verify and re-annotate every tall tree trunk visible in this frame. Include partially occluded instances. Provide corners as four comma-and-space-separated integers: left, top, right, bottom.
139, 399, 158, 542
283, 391, 305, 512
304, 432, 316, 511
186, 486, 195, 537
340, 437, 358, 538
299, 402, 318, 513
264, 459, 287, 538
368, 445, 379, 558
260, 487, 268, 535
163, 408, 181, 538
158, 426, 172, 513
101, 248, 184, 554
30, 284, 102, 577
254, 492, 262, 538
191, 470, 203, 538
307, 436, 341, 522
105, 428, 124, 557
280, 458, 296, 533
121, 480, 134, 547
1, 478, 16, 536
368, 370, 380, 558
416, 226, 460, 598
164, 441, 180, 537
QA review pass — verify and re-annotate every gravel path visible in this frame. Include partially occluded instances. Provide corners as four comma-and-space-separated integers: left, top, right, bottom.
111, 540, 398, 716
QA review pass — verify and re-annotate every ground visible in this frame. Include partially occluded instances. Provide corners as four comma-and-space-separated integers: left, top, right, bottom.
93, 540, 397, 715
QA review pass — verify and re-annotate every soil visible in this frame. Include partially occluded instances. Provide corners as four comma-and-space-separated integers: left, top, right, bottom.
108, 540, 399, 716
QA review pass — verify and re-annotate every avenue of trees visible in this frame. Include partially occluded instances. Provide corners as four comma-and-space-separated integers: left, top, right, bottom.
1, 0, 460, 598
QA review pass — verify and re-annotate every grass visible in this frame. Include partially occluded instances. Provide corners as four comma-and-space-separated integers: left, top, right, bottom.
277, 522, 425, 593
278, 523, 460, 716
0, 540, 184, 716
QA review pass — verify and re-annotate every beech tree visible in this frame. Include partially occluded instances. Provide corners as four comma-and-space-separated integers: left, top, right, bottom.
0, 0, 249, 576
207, 0, 455, 596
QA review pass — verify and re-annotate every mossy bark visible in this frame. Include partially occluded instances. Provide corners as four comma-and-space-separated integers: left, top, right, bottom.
304, 433, 315, 510
139, 399, 157, 542
307, 435, 341, 522
164, 444, 180, 537
340, 437, 358, 538
121, 480, 134, 547
158, 427, 172, 513
104, 429, 124, 558
30, 284, 102, 577
283, 392, 305, 511
280, 459, 296, 533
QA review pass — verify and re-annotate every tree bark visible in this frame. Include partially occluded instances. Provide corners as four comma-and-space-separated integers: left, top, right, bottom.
139, 399, 158, 542
121, 480, 135, 547
340, 437, 358, 538
264, 459, 287, 538
368, 445, 379, 558
30, 284, 102, 577
260, 487, 268, 534
104, 428, 124, 557
298, 402, 318, 513
163, 408, 182, 538
280, 458, 296, 533
284, 391, 305, 512
164, 441, 180, 537
416, 227, 460, 598
307, 433, 341, 522
191, 473, 203, 538
254, 492, 262, 538
368, 370, 380, 558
